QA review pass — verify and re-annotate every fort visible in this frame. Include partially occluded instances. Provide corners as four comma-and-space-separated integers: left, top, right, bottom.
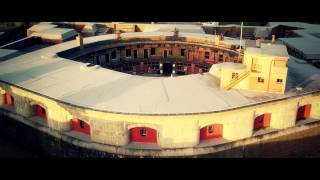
0, 22, 320, 157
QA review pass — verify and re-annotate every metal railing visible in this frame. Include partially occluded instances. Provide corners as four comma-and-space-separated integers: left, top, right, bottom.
225, 70, 250, 90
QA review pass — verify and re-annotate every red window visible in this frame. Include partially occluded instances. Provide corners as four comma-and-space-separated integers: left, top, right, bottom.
130, 127, 157, 143
34, 104, 47, 120
4, 93, 14, 106
254, 113, 271, 130
200, 124, 223, 141
296, 104, 312, 121
72, 119, 90, 135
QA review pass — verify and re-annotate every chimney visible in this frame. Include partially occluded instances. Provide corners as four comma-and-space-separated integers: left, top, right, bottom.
272, 34, 276, 44
76, 33, 84, 50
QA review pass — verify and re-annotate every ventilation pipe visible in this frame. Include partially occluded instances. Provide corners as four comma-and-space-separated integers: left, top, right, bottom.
76, 33, 84, 50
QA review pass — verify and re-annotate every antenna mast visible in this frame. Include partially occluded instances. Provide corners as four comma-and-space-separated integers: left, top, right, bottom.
239, 22, 243, 50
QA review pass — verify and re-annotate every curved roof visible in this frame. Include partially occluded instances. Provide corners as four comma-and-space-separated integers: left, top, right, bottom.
1, 32, 320, 115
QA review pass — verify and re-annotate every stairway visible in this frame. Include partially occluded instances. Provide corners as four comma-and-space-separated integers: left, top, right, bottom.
225, 70, 250, 90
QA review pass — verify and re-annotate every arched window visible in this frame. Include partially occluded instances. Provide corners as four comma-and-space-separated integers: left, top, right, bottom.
200, 124, 223, 141
72, 119, 90, 135
297, 104, 312, 121
34, 104, 47, 120
130, 127, 157, 143
254, 113, 271, 130
4, 93, 14, 106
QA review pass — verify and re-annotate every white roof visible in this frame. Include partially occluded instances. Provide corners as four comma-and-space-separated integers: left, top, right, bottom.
28, 24, 58, 32
0, 49, 20, 61
0, 32, 319, 115
32, 28, 77, 40
141, 24, 205, 34
217, 62, 246, 70
246, 43, 289, 57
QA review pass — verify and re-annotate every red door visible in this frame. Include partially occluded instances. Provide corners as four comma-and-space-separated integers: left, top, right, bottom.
5, 94, 14, 106
130, 127, 157, 143
200, 124, 223, 141
297, 104, 312, 121
72, 119, 90, 135
34, 104, 47, 120
254, 113, 271, 129
304, 104, 312, 119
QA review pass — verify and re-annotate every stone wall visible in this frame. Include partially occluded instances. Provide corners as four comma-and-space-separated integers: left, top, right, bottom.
0, 81, 320, 156
1, 108, 320, 157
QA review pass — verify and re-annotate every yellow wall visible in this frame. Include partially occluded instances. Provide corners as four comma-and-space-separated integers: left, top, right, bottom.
1, 82, 320, 150
217, 49, 288, 94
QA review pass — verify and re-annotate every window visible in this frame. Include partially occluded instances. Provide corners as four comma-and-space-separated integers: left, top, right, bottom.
181, 48, 186, 57
164, 50, 168, 58
208, 126, 214, 134
34, 105, 46, 120
169, 50, 173, 56
105, 54, 109, 63
126, 49, 131, 57
79, 120, 85, 128
150, 48, 156, 55
257, 77, 264, 83
219, 54, 223, 62
133, 50, 138, 58
111, 50, 117, 59
79, 120, 84, 128
96, 56, 100, 65
276, 78, 283, 83
140, 128, 147, 136
254, 113, 271, 130
232, 72, 239, 79
144, 49, 148, 58
72, 119, 90, 135
41, 107, 45, 114
205, 51, 210, 59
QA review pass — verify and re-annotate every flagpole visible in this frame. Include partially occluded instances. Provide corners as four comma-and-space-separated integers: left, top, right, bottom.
239, 22, 243, 50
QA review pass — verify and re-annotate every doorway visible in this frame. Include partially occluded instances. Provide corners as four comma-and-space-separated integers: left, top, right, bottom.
162, 63, 173, 75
